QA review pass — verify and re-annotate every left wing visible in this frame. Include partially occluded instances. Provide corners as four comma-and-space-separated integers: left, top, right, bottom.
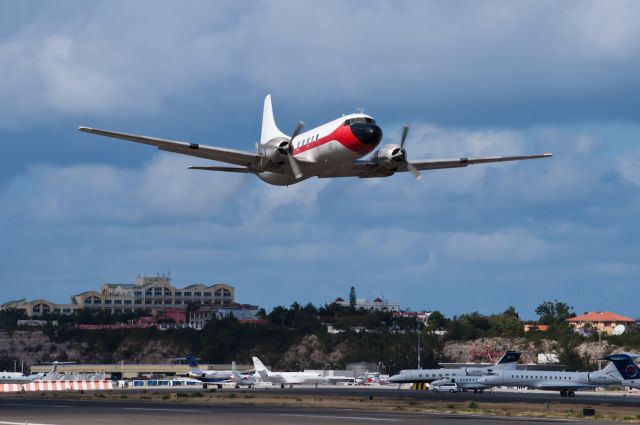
317, 153, 552, 178
79, 127, 262, 169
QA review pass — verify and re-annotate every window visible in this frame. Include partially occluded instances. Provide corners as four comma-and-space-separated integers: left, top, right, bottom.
165, 300, 172, 305
145, 300, 152, 305
204, 292, 211, 297
184, 292, 192, 297
175, 300, 182, 305
135, 299, 142, 305
194, 292, 201, 297
104, 299, 112, 304
124, 300, 132, 305
114, 300, 122, 304
63, 308, 71, 313
175, 291, 182, 296
134, 291, 142, 296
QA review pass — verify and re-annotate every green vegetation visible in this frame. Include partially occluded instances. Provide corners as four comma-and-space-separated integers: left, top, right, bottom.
0, 298, 637, 372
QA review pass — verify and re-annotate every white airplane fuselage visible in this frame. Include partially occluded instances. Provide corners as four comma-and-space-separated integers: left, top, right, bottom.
257, 113, 381, 186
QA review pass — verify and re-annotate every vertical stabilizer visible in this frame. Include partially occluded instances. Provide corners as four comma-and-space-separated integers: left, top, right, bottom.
260, 95, 287, 144
494, 351, 521, 370
252, 356, 270, 377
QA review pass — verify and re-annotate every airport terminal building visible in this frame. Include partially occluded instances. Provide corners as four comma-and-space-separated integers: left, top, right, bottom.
2, 275, 236, 317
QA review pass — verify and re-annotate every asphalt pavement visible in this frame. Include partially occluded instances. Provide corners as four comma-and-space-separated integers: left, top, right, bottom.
0, 397, 623, 425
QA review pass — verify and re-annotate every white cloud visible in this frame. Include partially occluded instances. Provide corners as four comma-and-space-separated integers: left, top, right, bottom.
2, 153, 246, 223
444, 229, 549, 264
1, 1, 640, 127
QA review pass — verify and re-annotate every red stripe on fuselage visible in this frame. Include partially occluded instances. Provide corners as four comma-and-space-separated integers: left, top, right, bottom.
292, 123, 376, 156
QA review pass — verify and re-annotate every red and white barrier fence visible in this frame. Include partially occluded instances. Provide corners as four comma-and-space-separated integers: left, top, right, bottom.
0, 380, 113, 392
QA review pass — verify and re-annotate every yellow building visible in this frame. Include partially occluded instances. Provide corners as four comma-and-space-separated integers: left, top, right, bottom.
567, 311, 636, 336
2, 275, 234, 317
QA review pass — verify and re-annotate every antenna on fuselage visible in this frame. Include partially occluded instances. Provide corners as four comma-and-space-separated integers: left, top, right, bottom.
356, 107, 365, 114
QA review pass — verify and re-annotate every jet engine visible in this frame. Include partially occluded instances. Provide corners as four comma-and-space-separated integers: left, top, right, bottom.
371, 144, 406, 172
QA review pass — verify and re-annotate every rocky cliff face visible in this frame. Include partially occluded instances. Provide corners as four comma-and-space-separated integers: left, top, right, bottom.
0, 330, 627, 371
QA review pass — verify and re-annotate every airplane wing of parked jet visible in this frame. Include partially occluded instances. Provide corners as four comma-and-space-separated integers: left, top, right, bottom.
318, 154, 552, 179
78, 127, 262, 169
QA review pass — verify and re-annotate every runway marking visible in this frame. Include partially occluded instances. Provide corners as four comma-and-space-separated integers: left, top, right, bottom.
123, 407, 208, 413
280, 414, 402, 422
0, 403, 72, 408
0, 422, 61, 425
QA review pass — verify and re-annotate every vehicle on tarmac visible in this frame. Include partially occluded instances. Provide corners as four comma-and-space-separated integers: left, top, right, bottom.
79, 95, 551, 186
431, 382, 459, 393
475, 361, 623, 397
600, 353, 640, 389
388, 351, 522, 384
252, 356, 327, 388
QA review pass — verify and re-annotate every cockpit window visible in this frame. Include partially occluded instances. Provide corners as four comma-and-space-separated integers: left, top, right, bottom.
344, 117, 376, 126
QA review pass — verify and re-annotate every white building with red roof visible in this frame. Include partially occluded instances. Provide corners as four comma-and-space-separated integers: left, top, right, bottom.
567, 311, 636, 336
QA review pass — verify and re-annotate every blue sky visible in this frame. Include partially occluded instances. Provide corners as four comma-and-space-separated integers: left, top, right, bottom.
1, 1, 640, 320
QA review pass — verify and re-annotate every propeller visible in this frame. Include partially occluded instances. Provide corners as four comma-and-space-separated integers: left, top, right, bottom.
287, 121, 304, 179
399, 124, 422, 181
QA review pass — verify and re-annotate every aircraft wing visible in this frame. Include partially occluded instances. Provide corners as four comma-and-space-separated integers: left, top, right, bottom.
318, 153, 551, 178
530, 382, 590, 391
79, 127, 262, 168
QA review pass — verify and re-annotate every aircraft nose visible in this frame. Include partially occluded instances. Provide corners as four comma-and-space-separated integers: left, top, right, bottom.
351, 123, 383, 145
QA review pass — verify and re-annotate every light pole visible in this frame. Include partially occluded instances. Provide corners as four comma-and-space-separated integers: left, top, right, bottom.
417, 322, 421, 369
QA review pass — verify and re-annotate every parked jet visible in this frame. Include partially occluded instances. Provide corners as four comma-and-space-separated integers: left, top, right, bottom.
0, 371, 35, 384
600, 353, 640, 389
184, 355, 232, 383
388, 351, 522, 389
230, 361, 256, 388
252, 356, 327, 388
79, 95, 551, 186
475, 362, 622, 397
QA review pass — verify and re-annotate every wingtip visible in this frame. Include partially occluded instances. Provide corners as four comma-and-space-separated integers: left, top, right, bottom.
78, 126, 91, 132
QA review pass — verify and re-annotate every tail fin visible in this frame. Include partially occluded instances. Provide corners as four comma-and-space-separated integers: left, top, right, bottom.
494, 351, 521, 370
185, 355, 204, 375
252, 356, 270, 377
260, 95, 287, 145
602, 353, 640, 379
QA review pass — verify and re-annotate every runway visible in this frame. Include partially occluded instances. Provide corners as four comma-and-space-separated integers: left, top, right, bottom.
266, 386, 640, 407
0, 397, 620, 425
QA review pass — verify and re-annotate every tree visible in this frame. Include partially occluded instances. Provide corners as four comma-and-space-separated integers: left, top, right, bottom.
535, 300, 575, 325
427, 311, 447, 330
349, 286, 357, 309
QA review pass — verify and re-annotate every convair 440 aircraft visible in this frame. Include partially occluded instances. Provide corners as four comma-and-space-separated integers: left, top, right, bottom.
79, 95, 551, 186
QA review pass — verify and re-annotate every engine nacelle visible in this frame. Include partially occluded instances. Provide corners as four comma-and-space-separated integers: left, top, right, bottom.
463, 368, 483, 376
260, 137, 293, 165
371, 144, 406, 172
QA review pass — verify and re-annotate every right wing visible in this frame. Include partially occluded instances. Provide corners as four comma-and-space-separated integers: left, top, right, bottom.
318, 153, 552, 178
79, 127, 262, 169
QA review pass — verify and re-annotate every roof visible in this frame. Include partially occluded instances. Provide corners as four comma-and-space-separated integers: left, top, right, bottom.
373, 297, 384, 303
103, 283, 136, 288
335, 297, 345, 302
2, 298, 26, 306
567, 311, 636, 323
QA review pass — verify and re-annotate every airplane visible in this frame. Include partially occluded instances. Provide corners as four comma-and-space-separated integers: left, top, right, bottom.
78, 95, 552, 186
600, 353, 640, 389
184, 355, 232, 383
230, 360, 257, 388
252, 356, 327, 388
388, 351, 521, 392
0, 371, 35, 384
475, 361, 623, 397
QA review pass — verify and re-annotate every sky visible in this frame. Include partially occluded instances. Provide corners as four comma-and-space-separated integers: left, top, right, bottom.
1, 1, 640, 320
